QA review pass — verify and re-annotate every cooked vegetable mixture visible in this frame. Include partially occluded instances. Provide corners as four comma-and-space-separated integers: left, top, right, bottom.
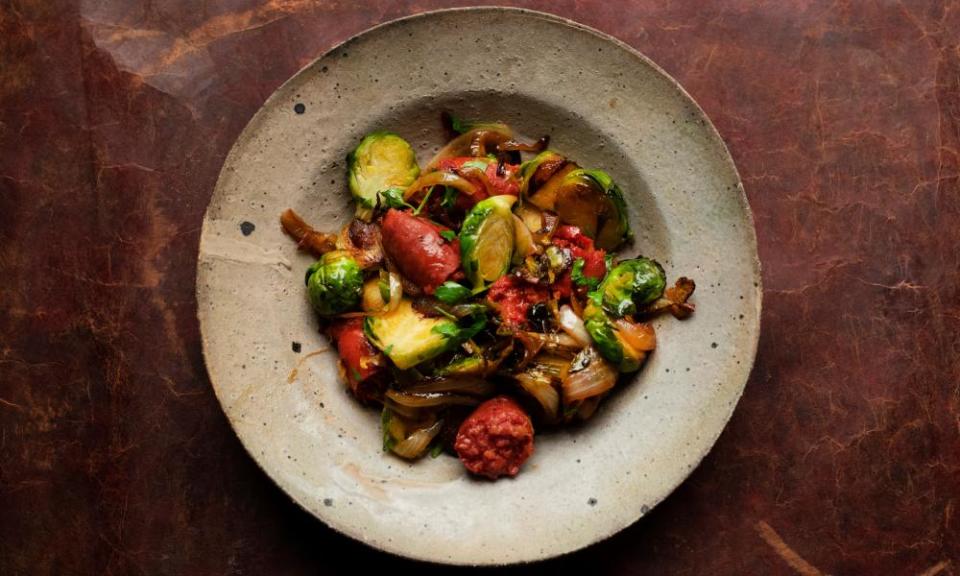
281, 116, 696, 480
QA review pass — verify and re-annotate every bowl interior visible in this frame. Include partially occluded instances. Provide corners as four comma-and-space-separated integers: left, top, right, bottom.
197, 8, 760, 565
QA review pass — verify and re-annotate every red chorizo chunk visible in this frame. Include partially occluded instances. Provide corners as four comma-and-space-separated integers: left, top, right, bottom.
455, 396, 535, 479
327, 319, 385, 402
380, 209, 460, 294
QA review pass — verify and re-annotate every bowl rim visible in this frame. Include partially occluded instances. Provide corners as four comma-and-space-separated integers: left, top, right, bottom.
197, 5, 762, 566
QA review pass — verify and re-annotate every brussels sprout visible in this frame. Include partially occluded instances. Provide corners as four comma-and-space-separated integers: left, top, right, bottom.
305, 250, 363, 316
348, 132, 420, 221
528, 167, 631, 251
459, 195, 516, 289
582, 298, 645, 372
365, 299, 487, 370
597, 257, 666, 318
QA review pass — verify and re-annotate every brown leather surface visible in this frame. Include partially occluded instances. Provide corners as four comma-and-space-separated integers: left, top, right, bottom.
2, 1, 958, 574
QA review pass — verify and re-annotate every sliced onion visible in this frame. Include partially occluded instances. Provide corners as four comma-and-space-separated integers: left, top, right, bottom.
514, 372, 560, 421
613, 318, 657, 351
335, 222, 353, 250
538, 211, 560, 244
356, 271, 403, 317
575, 395, 603, 420
361, 278, 385, 312
562, 347, 617, 403
385, 271, 402, 312
512, 214, 537, 264
383, 399, 422, 421
559, 305, 591, 347
280, 209, 337, 255
391, 420, 443, 460
403, 171, 477, 201
497, 136, 549, 153
458, 165, 497, 197
520, 331, 582, 357
425, 127, 514, 171
386, 389, 481, 408
404, 377, 495, 397
515, 204, 544, 235
513, 331, 545, 368
352, 243, 384, 270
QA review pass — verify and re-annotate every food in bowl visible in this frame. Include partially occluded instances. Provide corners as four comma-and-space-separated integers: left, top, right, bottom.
280, 116, 696, 479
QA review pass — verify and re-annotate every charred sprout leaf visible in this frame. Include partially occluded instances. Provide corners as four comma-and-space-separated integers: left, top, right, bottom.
520, 150, 570, 196
435, 281, 472, 304
598, 258, 666, 317
348, 132, 420, 221
459, 195, 516, 289
305, 250, 363, 316
571, 258, 601, 290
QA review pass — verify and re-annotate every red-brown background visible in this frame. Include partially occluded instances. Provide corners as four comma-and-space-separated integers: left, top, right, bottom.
2, 1, 958, 574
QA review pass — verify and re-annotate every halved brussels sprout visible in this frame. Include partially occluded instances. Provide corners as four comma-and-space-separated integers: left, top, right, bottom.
305, 250, 363, 316
528, 168, 630, 251
597, 257, 666, 317
347, 132, 420, 221
364, 298, 457, 370
459, 195, 516, 289
364, 298, 487, 370
582, 298, 645, 372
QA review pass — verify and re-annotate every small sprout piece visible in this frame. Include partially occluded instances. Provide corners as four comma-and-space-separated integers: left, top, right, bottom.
597, 258, 666, 318
459, 195, 517, 289
348, 132, 420, 221
305, 250, 363, 316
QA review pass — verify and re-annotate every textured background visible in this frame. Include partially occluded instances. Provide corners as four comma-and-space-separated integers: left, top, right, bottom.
1, 1, 958, 574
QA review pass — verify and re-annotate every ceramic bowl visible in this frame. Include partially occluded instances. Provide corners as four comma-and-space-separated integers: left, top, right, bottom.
197, 7, 761, 565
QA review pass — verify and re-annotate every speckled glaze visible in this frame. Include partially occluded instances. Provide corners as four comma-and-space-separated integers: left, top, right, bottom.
197, 8, 760, 565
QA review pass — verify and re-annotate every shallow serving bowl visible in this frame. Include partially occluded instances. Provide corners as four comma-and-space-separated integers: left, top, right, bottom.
197, 7, 761, 565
